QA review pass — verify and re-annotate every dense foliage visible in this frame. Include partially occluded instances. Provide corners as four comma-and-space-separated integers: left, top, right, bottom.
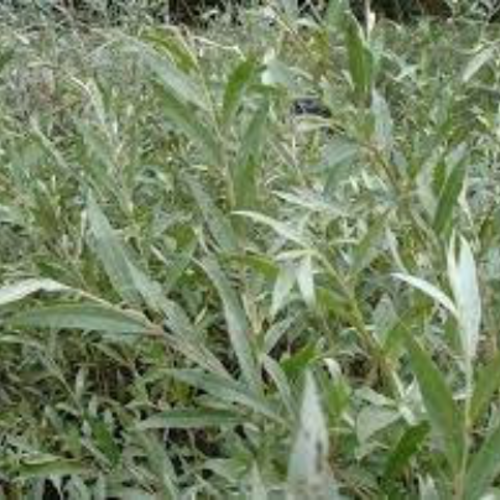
2, 1, 500, 498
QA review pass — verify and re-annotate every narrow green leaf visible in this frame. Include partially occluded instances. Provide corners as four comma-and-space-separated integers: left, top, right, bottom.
465, 421, 500, 500
272, 263, 296, 318
273, 190, 346, 218
470, 350, 500, 424
185, 174, 238, 253
137, 409, 244, 430
16, 456, 87, 479
32, 124, 71, 174
142, 27, 198, 73
262, 354, 297, 418
352, 214, 387, 276
321, 138, 360, 186
222, 56, 259, 128
87, 193, 141, 305
343, 15, 374, 103
402, 330, 465, 473
137, 41, 209, 111
236, 211, 309, 247
165, 332, 229, 377
233, 100, 269, 210
157, 86, 222, 167
297, 255, 316, 309
166, 369, 283, 423
10, 303, 151, 334
201, 256, 261, 395
77, 121, 129, 210
107, 489, 156, 500
371, 90, 393, 152
88, 193, 172, 315
134, 432, 179, 498
282, 343, 317, 381
89, 199, 227, 373
393, 273, 458, 317
86, 416, 120, 466
447, 236, 482, 365
433, 161, 466, 236
0, 279, 70, 308
383, 422, 430, 484
288, 372, 340, 498
462, 46, 496, 84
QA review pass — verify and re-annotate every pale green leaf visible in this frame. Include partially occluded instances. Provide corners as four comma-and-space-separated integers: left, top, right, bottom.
288, 373, 340, 499
236, 211, 309, 247
0, 279, 70, 308
372, 90, 393, 152
297, 255, 316, 309
271, 263, 296, 317
462, 46, 496, 84
448, 236, 482, 364
393, 273, 457, 317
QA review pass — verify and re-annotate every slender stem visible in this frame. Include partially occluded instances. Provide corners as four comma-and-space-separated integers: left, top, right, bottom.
455, 365, 472, 499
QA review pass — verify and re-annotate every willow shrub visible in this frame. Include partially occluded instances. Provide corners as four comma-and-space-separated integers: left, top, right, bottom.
2, 1, 500, 498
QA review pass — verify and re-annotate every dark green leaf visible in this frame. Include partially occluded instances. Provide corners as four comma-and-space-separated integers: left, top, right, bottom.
10, 303, 151, 334
343, 15, 374, 103
222, 56, 260, 128
433, 159, 467, 236
137, 409, 244, 430
471, 350, 500, 424
465, 421, 500, 500
383, 422, 430, 484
